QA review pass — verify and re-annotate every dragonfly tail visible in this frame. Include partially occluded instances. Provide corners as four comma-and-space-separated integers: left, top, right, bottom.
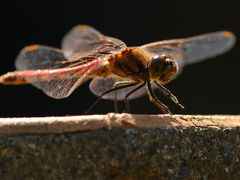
0, 72, 28, 85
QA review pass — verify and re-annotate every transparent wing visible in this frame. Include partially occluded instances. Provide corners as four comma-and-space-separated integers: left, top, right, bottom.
141, 31, 236, 72
89, 77, 146, 100
34, 77, 84, 99
15, 45, 68, 70
14, 44, 104, 99
61, 24, 127, 60
33, 61, 102, 99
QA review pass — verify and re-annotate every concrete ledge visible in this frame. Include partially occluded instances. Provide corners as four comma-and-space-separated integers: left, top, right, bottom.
0, 114, 240, 135
0, 114, 240, 179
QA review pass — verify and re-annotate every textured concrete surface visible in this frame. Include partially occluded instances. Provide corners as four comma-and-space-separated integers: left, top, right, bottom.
0, 128, 240, 179
0, 114, 240, 179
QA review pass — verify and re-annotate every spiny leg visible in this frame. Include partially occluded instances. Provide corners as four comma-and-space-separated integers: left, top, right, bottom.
146, 77, 171, 114
85, 81, 138, 114
124, 82, 146, 113
114, 90, 118, 113
154, 81, 184, 109
113, 81, 137, 113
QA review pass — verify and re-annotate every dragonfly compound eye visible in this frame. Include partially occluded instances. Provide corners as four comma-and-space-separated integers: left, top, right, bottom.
149, 54, 177, 84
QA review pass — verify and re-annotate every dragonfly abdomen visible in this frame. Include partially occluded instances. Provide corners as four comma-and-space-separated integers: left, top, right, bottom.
0, 60, 100, 85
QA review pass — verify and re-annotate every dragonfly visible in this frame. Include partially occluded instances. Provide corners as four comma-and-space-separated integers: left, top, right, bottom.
0, 25, 236, 114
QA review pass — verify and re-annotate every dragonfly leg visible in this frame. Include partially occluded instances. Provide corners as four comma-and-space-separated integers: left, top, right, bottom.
113, 81, 138, 113
124, 82, 146, 113
154, 81, 184, 109
146, 78, 172, 114
85, 81, 137, 114
114, 90, 118, 113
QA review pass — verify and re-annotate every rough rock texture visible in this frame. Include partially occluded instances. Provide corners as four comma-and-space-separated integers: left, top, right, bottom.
0, 114, 240, 179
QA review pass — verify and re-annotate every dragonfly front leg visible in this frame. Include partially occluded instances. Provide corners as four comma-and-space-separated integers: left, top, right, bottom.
146, 78, 172, 114
154, 81, 184, 109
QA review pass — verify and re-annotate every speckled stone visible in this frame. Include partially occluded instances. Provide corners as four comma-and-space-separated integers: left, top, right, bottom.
0, 127, 240, 179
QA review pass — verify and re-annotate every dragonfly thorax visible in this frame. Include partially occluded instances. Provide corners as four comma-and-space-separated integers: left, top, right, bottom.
148, 54, 177, 84
107, 48, 151, 82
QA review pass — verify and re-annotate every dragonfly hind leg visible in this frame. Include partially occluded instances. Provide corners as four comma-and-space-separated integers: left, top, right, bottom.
123, 82, 146, 113
85, 81, 137, 114
113, 81, 138, 113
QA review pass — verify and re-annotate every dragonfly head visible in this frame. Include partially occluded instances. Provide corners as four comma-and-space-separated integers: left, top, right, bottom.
148, 54, 177, 84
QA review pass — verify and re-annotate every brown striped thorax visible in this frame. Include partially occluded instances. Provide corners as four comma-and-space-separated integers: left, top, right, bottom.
106, 47, 177, 84
0, 24, 236, 114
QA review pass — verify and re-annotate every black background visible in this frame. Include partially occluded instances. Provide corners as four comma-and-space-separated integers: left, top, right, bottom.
0, 0, 239, 117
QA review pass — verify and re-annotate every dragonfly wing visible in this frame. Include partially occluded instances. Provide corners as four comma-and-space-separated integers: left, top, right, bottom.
141, 31, 236, 71
62, 25, 104, 58
15, 45, 68, 70
13, 44, 104, 99
89, 77, 146, 100
34, 77, 82, 99
31, 59, 103, 99
61, 24, 127, 60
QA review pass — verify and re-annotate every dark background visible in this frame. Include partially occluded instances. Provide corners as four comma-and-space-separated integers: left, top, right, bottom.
0, 0, 239, 117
